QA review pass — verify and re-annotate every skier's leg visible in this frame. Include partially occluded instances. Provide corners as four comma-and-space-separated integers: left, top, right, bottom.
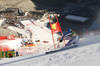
66, 36, 76, 46
65, 35, 79, 46
74, 35, 79, 46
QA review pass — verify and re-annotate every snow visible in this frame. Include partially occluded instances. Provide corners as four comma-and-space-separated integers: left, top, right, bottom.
0, 18, 5, 27
20, 20, 59, 43
0, 19, 100, 66
7, 26, 27, 36
0, 19, 68, 55
0, 39, 23, 49
1, 34, 100, 66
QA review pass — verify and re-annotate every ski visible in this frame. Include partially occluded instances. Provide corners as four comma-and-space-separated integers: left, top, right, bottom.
45, 44, 78, 54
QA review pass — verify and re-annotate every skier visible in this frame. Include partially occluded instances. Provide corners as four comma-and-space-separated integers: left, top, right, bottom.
12, 49, 15, 57
16, 51, 19, 57
60, 28, 79, 46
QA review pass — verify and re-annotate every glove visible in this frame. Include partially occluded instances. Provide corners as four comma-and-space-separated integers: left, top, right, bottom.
60, 40, 62, 42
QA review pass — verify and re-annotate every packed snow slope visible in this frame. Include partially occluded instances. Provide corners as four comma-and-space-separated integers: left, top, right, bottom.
1, 33, 100, 66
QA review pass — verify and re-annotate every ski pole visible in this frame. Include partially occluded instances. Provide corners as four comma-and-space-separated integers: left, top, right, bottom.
48, 42, 60, 50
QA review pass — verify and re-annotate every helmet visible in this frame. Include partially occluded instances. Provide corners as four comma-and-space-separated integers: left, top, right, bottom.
67, 28, 72, 32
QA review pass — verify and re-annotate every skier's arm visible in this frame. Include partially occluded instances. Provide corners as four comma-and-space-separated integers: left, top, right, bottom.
60, 32, 72, 42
